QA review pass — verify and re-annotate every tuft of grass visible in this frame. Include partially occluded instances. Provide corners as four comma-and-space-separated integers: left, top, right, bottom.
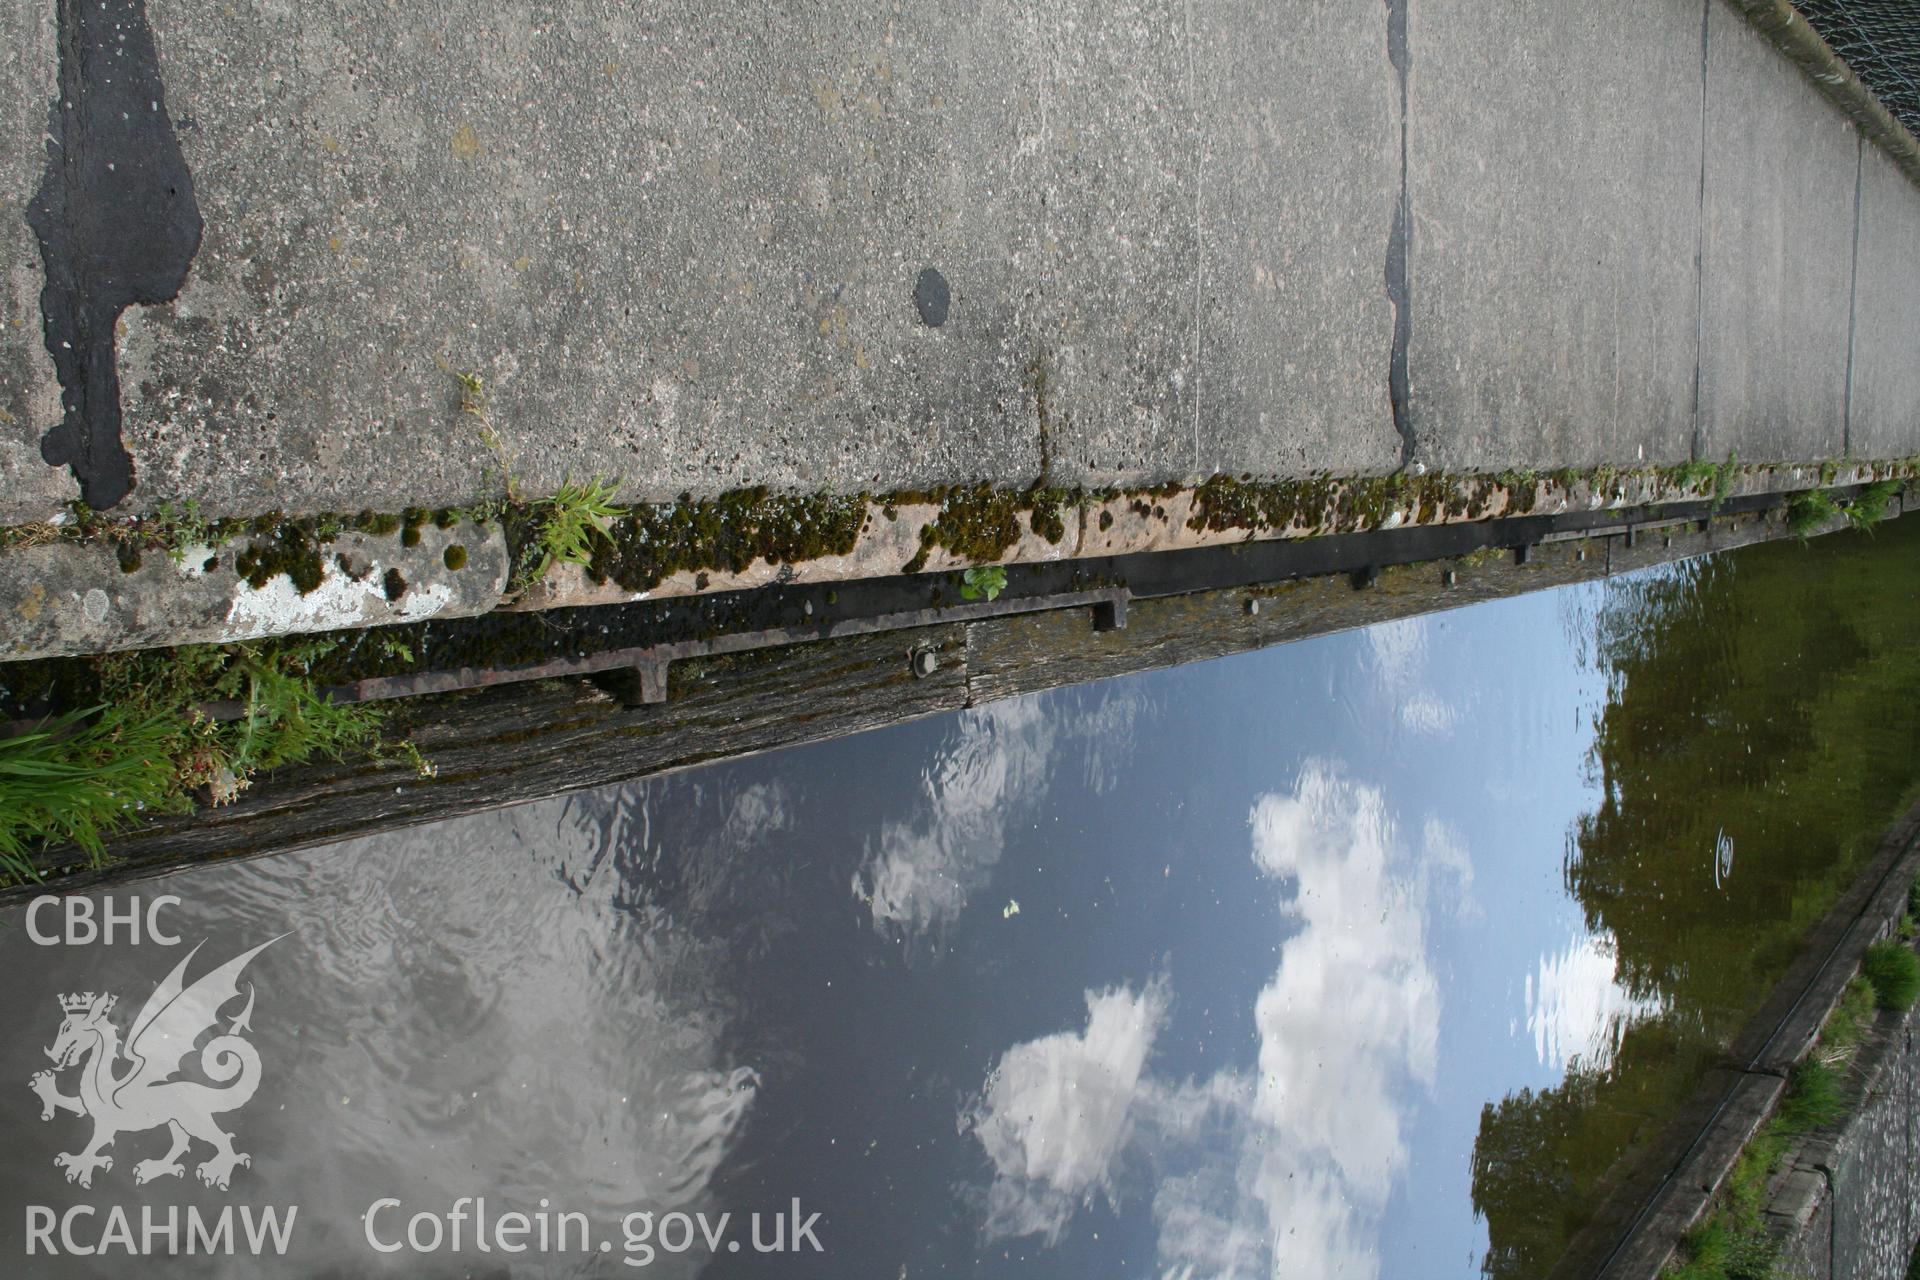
1710, 451, 1737, 515
1787, 489, 1839, 539
1665, 452, 1736, 514
0, 639, 434, 886
1846, 480, 1902, 532
518, 479, 627, 589
1817, 976, 1878, 1064
1664, 1125, 1785, 1280
0, 710, 182, 878
1774, 1058, 1845, 1133
1863, 939, 1920, 1011
1671, 460, 1719, 491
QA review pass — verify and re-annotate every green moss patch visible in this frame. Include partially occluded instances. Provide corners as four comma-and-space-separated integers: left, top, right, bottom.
579, 487, 870, 592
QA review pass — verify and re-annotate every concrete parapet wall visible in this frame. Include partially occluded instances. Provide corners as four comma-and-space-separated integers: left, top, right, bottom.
1, 0, 1918, 529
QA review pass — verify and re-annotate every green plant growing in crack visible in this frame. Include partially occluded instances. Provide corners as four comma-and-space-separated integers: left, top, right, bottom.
1846, 479, 1902, 533
1863, 938, 1920, 1010
1787, 489, 1840, 540
1672, 452, 1738, 514
1670, 460, 1719, 491
445, 363, 522, 504
960, 565, 1008, 601
146, 500, 215, 564
1709, 451, 1737, 515
517, 479, 627, 590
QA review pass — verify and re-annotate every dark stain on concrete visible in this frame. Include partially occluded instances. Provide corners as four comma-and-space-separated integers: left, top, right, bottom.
914, 266, 950, 327
1384, 0, 1414, 467
25, 0, 203, 510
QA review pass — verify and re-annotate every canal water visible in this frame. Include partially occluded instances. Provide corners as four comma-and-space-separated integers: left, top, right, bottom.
5, 519, 1920, 1279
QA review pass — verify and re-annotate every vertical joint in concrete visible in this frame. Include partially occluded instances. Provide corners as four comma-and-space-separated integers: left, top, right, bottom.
1385, 0, 1414, 468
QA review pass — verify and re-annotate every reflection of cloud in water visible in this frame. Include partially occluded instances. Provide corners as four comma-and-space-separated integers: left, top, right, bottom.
1365, 616, 1457, 737
966, 763, 1450, 1280
1399, 691, 1456, 734
967, 978, 1170, 1242
62, 802, 764, 1279
1422, 816, 1479, 920
854, 688, 1145, 938
1526, 932, 1667, 1073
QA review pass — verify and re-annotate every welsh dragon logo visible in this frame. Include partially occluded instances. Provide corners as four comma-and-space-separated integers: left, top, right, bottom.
28, 935, 285, 1191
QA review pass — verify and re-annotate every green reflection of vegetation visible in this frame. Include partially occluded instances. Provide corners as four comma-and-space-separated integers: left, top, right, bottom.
1473, 518, 1920, 1279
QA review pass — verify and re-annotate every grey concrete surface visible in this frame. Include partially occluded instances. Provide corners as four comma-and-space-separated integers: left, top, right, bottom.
1824, 1038, 1916, 1280
0, 2, 67, 517
1778, 1189, 1834, 1280
0, 0, 1401, 523
1850, 142, 1920, 461
3, 0, 1920, 527
1409, 0, 1706, 472
1697, 1, 1860, 465
1186, 0, 1400, 479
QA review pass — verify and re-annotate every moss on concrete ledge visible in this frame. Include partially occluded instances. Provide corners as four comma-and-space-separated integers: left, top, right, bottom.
574, 486, 870, 594
3, 459, 1916, 621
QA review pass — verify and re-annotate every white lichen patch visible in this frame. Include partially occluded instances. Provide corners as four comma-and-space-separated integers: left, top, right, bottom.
171, 544, 217, 577
223, 560, 456, 639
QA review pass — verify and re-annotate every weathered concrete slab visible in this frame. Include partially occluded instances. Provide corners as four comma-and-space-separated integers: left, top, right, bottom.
0, 2, 69, 517
1188, 0, 1400, 479
103, 0, 1054, 518
0, 0, 1400, 525
1697, 2, 1858, 464
1003, 0, 1201, 481
1409, 0, 1705, 472
1778, 1185, 1834, 1280
4, 0, 1920, 534
1848, 142, 1920, 461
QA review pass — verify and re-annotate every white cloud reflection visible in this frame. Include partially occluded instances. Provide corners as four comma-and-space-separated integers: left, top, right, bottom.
968, 978, 1172, 1242
853, 690, 1144, 939
1526, 932, 1666, 1073
966, 762, 1451, 1280
1365, 616, 1458, 737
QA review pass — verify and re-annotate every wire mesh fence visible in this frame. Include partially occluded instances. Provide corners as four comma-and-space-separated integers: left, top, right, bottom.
1795, 0, 1920, 138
